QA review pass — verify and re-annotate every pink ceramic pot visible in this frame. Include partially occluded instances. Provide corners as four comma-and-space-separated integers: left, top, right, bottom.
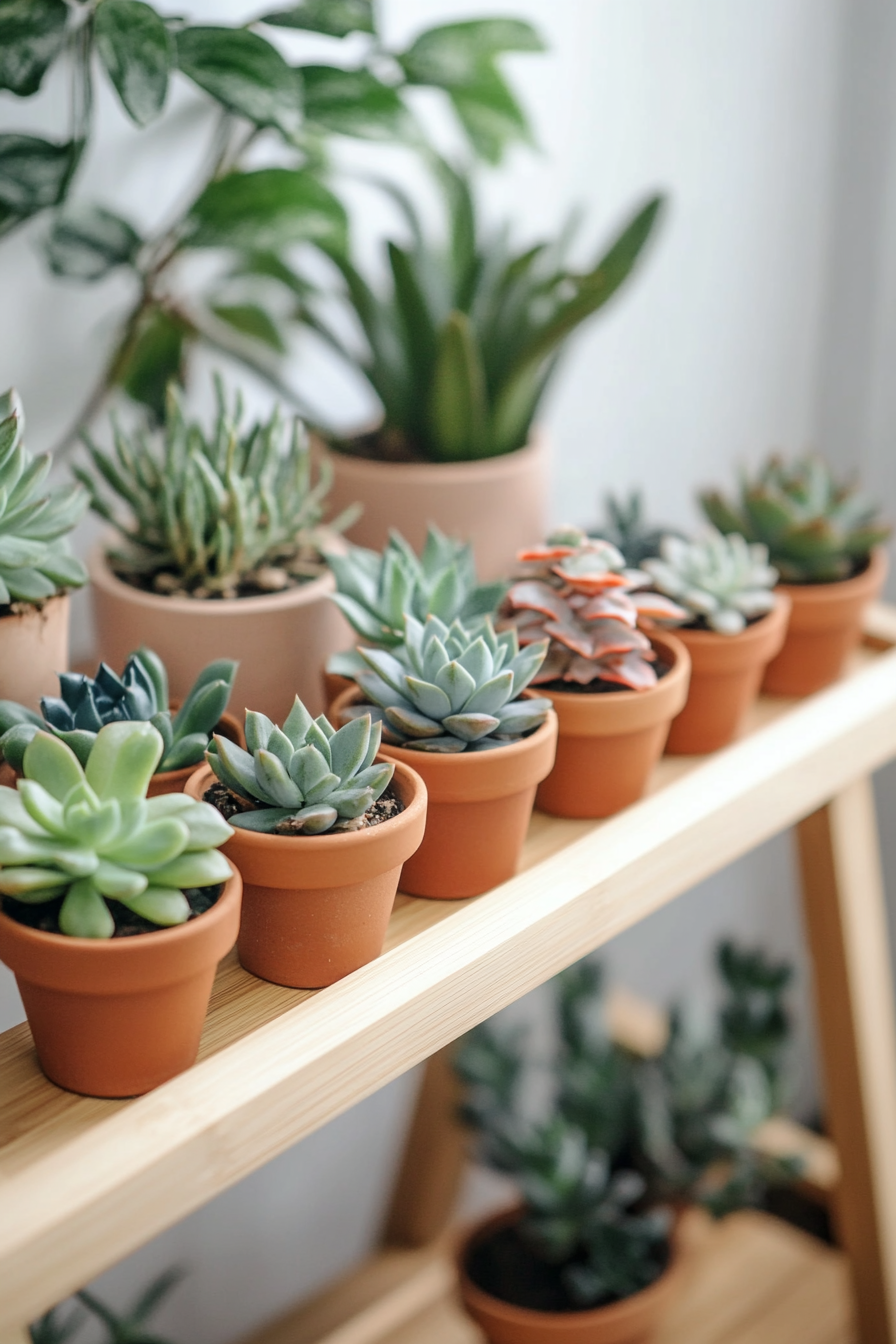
0, 594, 69, 711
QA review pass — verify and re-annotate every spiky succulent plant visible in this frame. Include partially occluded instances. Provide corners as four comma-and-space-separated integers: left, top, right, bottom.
0, 389, 88, 605
590, 491, 678, 568
503, 527, 687, 690
349, 614, 550, 753
0, 648, 236, 773
206, 697, 393, 835
0, 722, 233, 938
701, 455, 891, 584
641, 532, 778, 635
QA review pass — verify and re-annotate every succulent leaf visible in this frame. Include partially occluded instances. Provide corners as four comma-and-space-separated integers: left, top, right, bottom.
641, 530, 778, 636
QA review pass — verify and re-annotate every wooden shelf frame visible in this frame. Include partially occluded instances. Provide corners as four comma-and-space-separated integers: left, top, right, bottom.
1, 605, 896, 1336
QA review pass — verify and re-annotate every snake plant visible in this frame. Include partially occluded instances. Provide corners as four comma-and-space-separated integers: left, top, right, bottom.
641, 532, 778, 635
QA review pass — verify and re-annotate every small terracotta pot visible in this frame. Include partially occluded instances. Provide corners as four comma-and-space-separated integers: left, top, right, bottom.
457, 1208, 682, 1344
0, 871, 241, 1097
332, 687, 558, 900
0, 594, 69, 712
186, 760, 427, 987
663, 596, 791, 755
535, 634, 690, 819
761, 548, 888, 697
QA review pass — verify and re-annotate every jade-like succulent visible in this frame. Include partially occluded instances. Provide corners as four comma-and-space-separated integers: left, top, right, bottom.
701, 455, 891, 583
641, 532, 778, 635
351, 614, 550, 753
0, 389, 88, 605
503, 527, 687, 690
0, 648, 236, 773
207, 697, 393, 835
0, 723, 233, 938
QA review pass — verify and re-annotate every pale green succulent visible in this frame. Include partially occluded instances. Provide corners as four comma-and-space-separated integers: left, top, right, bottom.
0, 389, 88, 604
642, 532, 778, 635
351, 614, 551, 752
207, 697, 393, 835
0, 722, 233, 938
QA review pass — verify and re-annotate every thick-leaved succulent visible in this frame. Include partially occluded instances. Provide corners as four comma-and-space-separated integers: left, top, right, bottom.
0, 723, 233, 938
589, 491, 678, 568
207, 697, 393, 834
0, 648, 236, 773
641, 532, 778, 635
0, 389, 88, 605
701, 455, 891, 583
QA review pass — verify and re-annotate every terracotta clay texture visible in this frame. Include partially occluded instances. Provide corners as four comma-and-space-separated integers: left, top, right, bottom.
89, 548, 352, 721
458, 1208, 683, 1344
332, 688, 558, 900
663, 596, 791, 755
535, 634, 690, 819
0, 594, 69, 712
186, 760, 426, 988
0, 870, 241, 1097
761, 548, 888, 697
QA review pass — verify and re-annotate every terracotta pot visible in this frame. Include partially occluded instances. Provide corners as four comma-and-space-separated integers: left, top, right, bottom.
0, 871, 241, 1097
88, 547, 352, 722
663, 596, 791, 755
332, 687, 558, 899
761, 548, 888, 697
458, 1208, 682, 1344
0, 594, 69, 712
146, 708, 244, 797
316, 431, 549, 582
186, 760, 427, 987
535, 634, 691, 819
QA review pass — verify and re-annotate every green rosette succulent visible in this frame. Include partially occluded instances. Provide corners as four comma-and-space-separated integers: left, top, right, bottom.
0, 722, 233, 939
641, 532, 778, 635
0, 389, 88, 605
351, 614, 551, 753
207, 697, 393, 835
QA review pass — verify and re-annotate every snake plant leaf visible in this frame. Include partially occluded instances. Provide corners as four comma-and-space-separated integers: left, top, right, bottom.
59, 879, 115, 938
428, 311, 487, 461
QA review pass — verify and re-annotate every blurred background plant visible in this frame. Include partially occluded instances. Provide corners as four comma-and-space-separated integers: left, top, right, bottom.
31, 1268, 183, 1344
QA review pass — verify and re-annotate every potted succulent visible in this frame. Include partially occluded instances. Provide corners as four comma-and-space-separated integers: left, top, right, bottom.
640, 531, 790, 754
0, 647, 240, 795
331, 613, 557, 899
185, 697, 426, 987
75, 377, 355, 721
502, 528, 691, 817
0, 721, 239, 1097
588, 491, 680, 567
0, 389, 88, 709
701, 455, 891, 695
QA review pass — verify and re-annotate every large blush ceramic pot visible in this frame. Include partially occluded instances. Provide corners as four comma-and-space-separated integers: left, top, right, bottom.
0, 594, 69, 712
89, 548, 352, 721
535, 634, 690, 819
663, 596, 791, 755
332, 688, 558, 900
186, 760, 426, 987
0, 870, 241, 1097
761, 548, 888, 697
458, 1208, 682, 1344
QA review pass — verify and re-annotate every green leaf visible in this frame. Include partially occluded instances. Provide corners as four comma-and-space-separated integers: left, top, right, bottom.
59, 879, 115, 939
0, 134, 77, 215
211, 302, 286, 353
117, 308, 187, 420
186, 168, 347, 253
44, 202, 141, 280
301, 66, 413, 141
0, 0, 69, 97
85, 721, 163, 801
398, 20, 544, 88
176, 26, 302, 136
95, 0, 172, 127
428, 311, 487, 461
259, 0, 374, 38
449, 67, 532, 164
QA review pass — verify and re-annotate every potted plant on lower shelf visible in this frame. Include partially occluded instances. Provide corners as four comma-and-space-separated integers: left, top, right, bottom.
0, 722, 239, 1097
186, 697, 427, 987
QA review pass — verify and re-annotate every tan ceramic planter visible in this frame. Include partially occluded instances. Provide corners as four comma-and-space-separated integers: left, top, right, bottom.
761, 548, 888, 697
0, 870, 241, 1097
0, 594, 69, 712
89, 547, 352, 721
186, 760, 426, 988
316, 431, 549, 581
535, 634, 690, 819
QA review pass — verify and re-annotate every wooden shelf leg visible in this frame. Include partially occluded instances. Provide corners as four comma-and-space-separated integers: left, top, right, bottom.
797, 778, 896, 1344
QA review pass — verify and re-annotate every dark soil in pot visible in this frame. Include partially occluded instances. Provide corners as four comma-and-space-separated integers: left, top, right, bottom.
2, 883, 224, 938
203, 782, 405, 833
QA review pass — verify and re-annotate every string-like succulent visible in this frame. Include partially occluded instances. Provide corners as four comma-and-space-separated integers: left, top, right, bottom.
0, 389, 88, 605
503, 528, 686, 690
75, 376, 354, 597
641, 532, 778, 635
701, 455, 891, 583
0, 723, 233, 938
206, 697, 393, 835
0, 648, 236, 773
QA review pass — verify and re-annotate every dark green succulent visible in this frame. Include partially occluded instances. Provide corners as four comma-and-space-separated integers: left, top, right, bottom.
31, 1267, 183, 1344
589, 491, 678, 568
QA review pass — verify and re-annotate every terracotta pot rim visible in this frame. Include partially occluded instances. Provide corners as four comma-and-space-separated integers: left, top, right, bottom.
0, 591, 70, 623
661, 593, 790, 650
321, 427, 546, 484
538, 633, 691, 739
775, 545, 888, 601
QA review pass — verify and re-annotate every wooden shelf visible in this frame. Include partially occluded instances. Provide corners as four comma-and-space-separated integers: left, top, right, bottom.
1, 606, 895, 1333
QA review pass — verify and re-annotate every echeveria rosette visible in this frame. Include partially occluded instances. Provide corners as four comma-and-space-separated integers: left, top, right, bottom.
206, 697, 393, 835
0, 722, 233, 939
641, 532, 778, 635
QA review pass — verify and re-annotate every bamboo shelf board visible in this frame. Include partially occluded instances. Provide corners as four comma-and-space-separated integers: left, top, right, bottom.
1, 605, 895, 1332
